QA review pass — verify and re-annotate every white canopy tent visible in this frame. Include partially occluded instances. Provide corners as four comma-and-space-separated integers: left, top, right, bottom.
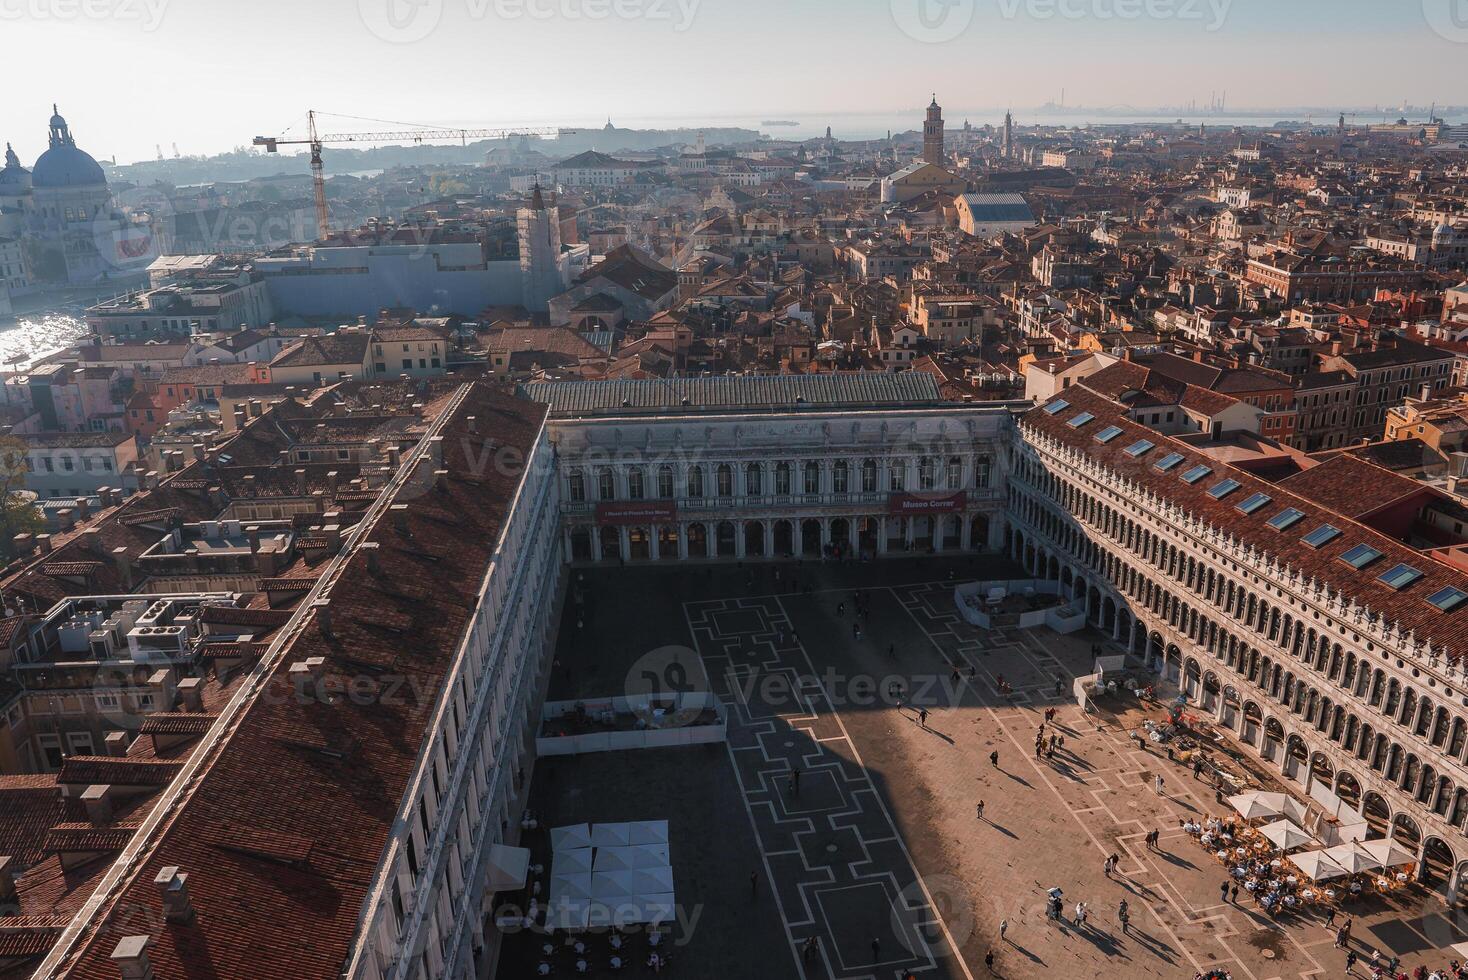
626, 820, 670, 845
1259, 819, 1317, 852
1357, 838, 1417, 868
550, 823, 593, 852
591, 823, 635, 848
593, 844, 671, 872
554, 847, 595, 875
1322, 842, 1383, 874
1291, 850, 1351, 882
1227, 792, 1284, 821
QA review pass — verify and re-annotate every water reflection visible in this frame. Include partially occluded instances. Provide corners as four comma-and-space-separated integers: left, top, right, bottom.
0, 314, 88, 370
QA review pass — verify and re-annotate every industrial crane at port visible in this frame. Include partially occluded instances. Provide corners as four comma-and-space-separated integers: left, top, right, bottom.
253, 110, 574, 239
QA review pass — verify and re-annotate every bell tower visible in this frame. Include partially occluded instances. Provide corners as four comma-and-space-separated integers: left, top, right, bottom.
923, 95, 944, 165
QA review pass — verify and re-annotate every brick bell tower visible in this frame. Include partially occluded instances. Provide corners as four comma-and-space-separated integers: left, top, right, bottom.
923, 94, 945, 165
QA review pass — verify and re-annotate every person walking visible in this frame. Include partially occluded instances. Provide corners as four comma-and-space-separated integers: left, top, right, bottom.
919, 708, 929, 729
999, 918, 1008, 943
750, 871, 759, 899
984, 949, 996, 974
1345, 949, 1357, 975
1230, 883, 1239, 903
1220, 881, 1230, 903
1325, 907, 1337, 928
1155, 774, 1166, 795
870, 938, 881, 963
1073, 901, 1085, 926
1341, 917, 1353, 946
1118, 899, 1130, 934
789, 768, 801, 798
990, 750, 1000, 768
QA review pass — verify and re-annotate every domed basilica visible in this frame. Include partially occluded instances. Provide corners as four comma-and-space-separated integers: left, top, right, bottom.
0, 106, 138, 294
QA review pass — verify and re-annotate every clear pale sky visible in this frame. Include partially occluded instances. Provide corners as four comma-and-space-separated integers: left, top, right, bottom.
2, 0, 1464, 165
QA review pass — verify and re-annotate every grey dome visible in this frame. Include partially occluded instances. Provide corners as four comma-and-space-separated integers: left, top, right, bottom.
31, 107, 106, 190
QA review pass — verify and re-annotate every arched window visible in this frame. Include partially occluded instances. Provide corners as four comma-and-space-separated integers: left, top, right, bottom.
687, 465, 704, 499
862, 458, 878, 493
627, 467, 645, 500
803, 461, 820, 495
597, 467, 615, 501
775, 462, 791, 495
946, 456, 963, 490
568, 469, 586, 502
716, 463, 733, 498
833, 460, 850, 493
918, 457, 936, 490
745, 463, 762, 496
657, 465, 674, 499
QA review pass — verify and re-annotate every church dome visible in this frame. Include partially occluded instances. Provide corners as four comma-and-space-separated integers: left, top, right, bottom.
0, 143, 29, 187
31, 107, 106, 190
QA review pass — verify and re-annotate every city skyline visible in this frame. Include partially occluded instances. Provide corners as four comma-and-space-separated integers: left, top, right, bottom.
1, 0, 1467, 163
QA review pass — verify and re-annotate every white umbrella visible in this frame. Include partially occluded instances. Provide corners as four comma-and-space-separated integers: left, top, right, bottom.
1291, 850, 1350, 882
1228, 792, 1285, 821
1277, 795, 1311, 824
1259, 819, 1317, 852
550, 823, 592, 851
554, 848, 594, 875
1323, 842, 1383, 874
1357, 838, 1417, 868
591, 823, 634, 847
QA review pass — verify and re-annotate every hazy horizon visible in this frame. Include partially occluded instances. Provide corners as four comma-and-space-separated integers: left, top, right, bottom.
3, 0, 1467, 166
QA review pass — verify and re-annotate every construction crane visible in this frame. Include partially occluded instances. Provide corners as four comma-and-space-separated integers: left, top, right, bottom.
253, 110, 574, 239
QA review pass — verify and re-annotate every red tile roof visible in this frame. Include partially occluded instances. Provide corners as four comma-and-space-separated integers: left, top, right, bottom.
53, 384, 548, 980
1023, 386, 1468, 659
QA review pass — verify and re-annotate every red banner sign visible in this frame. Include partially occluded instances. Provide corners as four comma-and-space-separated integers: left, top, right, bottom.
887, 492, 967, 515
595, 501, 678, 526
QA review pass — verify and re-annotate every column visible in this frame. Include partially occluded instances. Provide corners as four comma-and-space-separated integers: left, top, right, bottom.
820, 518, 831, 548
649, 527, 661, 561
763, 521, 774, 557
877, 517, 890, 555
735, 523, 747, 559
793, 520, 804, 559
678, 523, 689, 559
960, 515, 973, 551
618, 526, 631, 562
904, 518, 915, 551
591, 526, 603, 562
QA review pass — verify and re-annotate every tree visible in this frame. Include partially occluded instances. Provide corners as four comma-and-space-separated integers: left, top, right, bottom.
0, 437, 45, 568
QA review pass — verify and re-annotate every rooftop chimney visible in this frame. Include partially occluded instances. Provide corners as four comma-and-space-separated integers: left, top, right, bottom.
147, 668, 176, 712
177, 676, 203, 712
36, 533, 52, 555
110, 935, 153, 980
313, 599, 333, 639
104, 731, 129, 757
12, 533, 32, 556
295, 469, 307, 495
154, 866, 196, 924
349, 532, 380, 575
390, 503, 411, 535
57, 508, 76, 532
112, 546, 132, 589
75, 497, 90, 522
0, 855, 15, 906
81, 784, 113, 825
